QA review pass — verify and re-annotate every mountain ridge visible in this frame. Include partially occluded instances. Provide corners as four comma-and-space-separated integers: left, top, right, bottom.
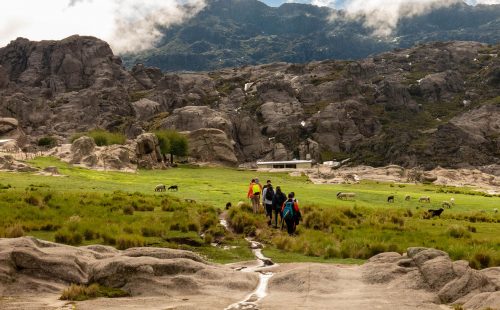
121, 0, 500, 72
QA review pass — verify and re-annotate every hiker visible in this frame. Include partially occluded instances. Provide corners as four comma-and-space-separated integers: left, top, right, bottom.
262, 181, 274, 225
247, 178, 262, 214
272, 186, 286, 228
281, 193, 301, 235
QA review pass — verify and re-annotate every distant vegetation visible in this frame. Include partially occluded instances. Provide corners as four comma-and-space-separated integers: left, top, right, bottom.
37, 136, 58, 148
71, 129, 126, 146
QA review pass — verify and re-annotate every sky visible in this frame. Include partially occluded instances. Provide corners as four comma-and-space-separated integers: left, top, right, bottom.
0, 0, 499, 53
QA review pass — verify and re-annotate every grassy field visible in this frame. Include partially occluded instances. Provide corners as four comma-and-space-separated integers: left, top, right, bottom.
0, 157, 499, 267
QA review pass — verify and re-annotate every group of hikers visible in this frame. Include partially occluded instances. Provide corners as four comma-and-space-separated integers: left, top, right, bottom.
247, 178, 301, 235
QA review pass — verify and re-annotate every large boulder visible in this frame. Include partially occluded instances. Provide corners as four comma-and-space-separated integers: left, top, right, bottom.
70, 136, 96, 164
131, 98, 161, 122
363, 247, 498, 306
135, 133, 163, 169
260, 101, 304, 137
0, 117, 26, 145
187, 128, 238, 166
418, 71, 464, 102
311, 100, 380, 153
161, 106, 233, 135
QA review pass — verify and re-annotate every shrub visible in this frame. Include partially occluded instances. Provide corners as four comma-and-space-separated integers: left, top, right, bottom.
102, 234, 116, 245
473, 252, 492, 269
447, 225, 471, 239
0, 183, 12, 189
37, 136, 58, 147
204, 233, 214, 244
60, 283, 129, 301
116, 235, 145, 250
123, 227, 134, 234
84, 228, 97, 240
141, 227, 163, 237
324, 245, 341, 259
188, 222, 200, 232
25, 194, 42, 206
5, 223, 25, 238
123, 205, 134, 215
71, 129, 126, 146
54, 230, 83, 245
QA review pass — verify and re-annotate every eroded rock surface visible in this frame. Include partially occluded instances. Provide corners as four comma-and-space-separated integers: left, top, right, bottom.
0, 237, 257, 298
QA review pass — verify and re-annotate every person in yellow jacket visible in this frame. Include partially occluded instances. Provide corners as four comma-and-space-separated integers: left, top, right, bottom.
247, 178, 263, 213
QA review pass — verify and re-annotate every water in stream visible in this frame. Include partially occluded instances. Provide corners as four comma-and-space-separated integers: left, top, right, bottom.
219, 217, 275, 310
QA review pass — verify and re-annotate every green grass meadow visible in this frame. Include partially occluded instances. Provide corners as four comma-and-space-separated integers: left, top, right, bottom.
0, 157, 499, 267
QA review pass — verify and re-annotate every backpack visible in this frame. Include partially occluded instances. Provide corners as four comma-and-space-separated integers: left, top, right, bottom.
283, 200, 294, 220
265, 187, 274, 200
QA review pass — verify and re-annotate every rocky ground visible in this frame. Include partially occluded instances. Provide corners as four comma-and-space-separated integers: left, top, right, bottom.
0, 237, 498, 310
1, 36, 499, 169
302, 164, 500, 194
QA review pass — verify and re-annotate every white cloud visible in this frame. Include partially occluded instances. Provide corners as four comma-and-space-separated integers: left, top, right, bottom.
0, 0, 206, 53
342, 0, 461, 36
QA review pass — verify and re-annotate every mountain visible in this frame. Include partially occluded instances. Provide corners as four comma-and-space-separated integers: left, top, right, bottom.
1, 36, 499, 169
121, 0, 500, 72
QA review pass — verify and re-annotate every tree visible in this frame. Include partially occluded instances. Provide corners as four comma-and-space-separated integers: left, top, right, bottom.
154, 130, 188, 164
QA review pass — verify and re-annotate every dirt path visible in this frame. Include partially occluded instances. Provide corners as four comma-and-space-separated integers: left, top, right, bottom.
258, 263, 451, 310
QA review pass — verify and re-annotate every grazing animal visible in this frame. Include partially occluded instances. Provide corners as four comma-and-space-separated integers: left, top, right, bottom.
428, 208, 444, 218
387, 195, 394, 203
154, 184, 166, 192
450, 197, 455, 205
494, 208, 498, 213
419, 196, 431, 203
225, 202, 232, 210
168, 185, 178, 191
184, 198, 196, 203
442, 201, 452, 208
405, 195, 411, 201
336, 192, 356, 200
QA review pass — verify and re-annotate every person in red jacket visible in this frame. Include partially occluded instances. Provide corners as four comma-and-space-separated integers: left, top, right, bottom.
247, 178, 263, 213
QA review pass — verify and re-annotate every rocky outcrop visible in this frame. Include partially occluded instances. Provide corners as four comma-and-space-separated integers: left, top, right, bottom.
0, 237, 257, 297
363, 247, 498, 307
135, 133, 163, 169
161, 106, 233, 135
0, 117, 26, 146
0, 155, 37, 172
187, 128, 238, 166
132, 98, 161, 122
311, 100, 380, 153
70, 136, 96, 163
1, 36, 499, 167
53, 133, 164, 171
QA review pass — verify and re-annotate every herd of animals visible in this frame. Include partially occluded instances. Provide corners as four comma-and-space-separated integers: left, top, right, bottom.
336, 192, 498, 218
152, 184, 498, 219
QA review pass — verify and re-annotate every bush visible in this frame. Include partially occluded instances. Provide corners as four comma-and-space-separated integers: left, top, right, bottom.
123, 205, 134, 215
141, 227, 163, 237
37, 136, 58, 147
25, 194, 42, 206
54, 230, 83, 245
5, 223, 25, 238
447, 225, 471, 239
324, 245, 341, 259
71, 129, 126, 146
84, 228, 97, 240
116, 235, 145, 250
60, 283, 129, 301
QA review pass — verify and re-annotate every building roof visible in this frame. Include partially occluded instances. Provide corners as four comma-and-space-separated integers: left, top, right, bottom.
256, 160, 312, 165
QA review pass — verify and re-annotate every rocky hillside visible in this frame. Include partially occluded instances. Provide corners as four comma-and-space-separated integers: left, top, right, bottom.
0, 36, 499, 168
122, 0, 500, 71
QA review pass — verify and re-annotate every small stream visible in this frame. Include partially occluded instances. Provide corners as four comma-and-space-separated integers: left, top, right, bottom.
219, 217, 276, 310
